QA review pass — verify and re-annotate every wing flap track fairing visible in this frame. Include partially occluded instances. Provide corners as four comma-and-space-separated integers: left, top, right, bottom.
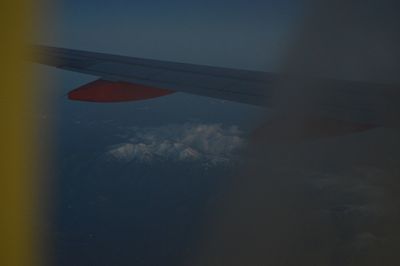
68, 79, 175, 102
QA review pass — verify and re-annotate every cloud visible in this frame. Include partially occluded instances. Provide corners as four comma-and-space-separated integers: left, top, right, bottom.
106, 123, 245, 164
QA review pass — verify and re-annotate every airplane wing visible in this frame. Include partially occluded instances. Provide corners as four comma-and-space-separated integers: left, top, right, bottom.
32, 45, 275, 106
31, 45, 400, 136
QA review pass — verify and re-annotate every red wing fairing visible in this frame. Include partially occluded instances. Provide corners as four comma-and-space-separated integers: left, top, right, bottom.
32, 45, 400, 138
68, 79, 174, 102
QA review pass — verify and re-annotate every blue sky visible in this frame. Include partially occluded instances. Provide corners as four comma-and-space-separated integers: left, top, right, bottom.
40, 0, 302, 71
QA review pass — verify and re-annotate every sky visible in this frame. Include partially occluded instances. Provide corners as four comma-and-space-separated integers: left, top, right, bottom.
38, 0, 302, 71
